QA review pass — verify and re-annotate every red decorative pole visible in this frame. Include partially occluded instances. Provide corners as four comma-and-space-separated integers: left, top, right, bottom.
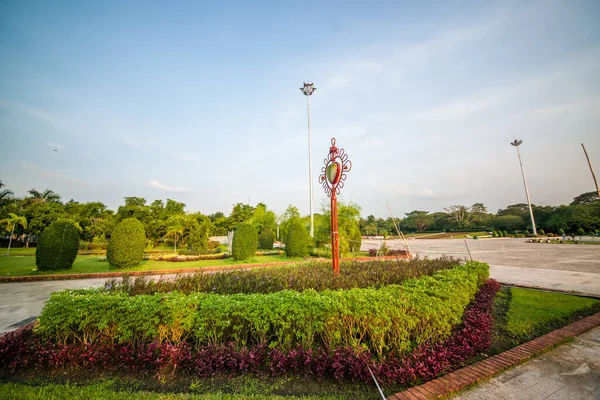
319, 138, 352, 276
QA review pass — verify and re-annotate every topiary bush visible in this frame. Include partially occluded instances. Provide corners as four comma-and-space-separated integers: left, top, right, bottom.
258, 229, 274, 250
576, 227, 585, 236
285, 222, 309, 257
231, 223, 257, 261
558, 228, 565, 236
36, 221, 80, 271
107, 218, 146, 269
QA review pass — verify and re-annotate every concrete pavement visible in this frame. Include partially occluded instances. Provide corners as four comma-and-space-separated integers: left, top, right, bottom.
452, 325, 600, 400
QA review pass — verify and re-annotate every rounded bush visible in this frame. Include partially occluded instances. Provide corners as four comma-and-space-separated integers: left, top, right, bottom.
36, 221, 80, 271
107, 218, 146, 269
232, 223, 258, 260
285, 222, 309, 257
258, 229, 274, 250
576, 227, 585, 236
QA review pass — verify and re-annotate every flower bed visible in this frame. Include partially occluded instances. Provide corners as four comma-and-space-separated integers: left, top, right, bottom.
103, 257, 460, 296
0, 279, 499, 386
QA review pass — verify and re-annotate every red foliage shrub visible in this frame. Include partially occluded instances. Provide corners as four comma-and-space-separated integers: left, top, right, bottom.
0, 280, 500, 386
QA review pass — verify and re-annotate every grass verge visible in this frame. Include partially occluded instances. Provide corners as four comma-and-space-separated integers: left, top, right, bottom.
0, 255, 305, 277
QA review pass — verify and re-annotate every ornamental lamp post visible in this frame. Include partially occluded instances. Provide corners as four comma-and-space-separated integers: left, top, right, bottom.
300, 82, 316, 238
510, 139, 537, 236
319, 138, 352, 276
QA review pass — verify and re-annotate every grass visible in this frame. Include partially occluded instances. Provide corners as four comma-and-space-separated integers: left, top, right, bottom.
0, 254, 306, 277
0, 380, 346, 399
505, 287, 599, 337
487, 286, 600, 356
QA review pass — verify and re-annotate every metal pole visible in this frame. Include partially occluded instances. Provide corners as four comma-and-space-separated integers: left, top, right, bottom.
514, 143, 537, 235
581, 143, 600, 199
307, 94, 314, 238
331, 189, 340, 276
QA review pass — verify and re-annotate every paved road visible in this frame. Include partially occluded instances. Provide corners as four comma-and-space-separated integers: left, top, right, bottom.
1, 239, 599, 334
362, 238, 600, 296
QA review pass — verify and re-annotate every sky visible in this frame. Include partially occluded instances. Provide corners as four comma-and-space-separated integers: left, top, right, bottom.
1, 0, 599, 218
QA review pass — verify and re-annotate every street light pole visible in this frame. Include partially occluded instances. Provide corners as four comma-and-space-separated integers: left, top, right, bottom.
510, 139, 537, 236
300, 82, 316, 238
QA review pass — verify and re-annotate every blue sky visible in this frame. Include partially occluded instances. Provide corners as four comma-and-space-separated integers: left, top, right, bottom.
1, 0, 599, 218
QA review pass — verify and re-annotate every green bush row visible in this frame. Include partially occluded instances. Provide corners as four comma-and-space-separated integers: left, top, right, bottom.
36, 262, 489, 357
103, 257, 461, 296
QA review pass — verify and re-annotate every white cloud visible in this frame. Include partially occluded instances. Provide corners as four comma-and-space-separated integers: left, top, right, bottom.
172, 152, 198, 161
149, 180, 193, 193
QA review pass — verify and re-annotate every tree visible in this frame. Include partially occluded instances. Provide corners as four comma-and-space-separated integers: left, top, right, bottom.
570, 191, 600, 205
403, 211, 432, 232
0, 213, 27, 256
107, 218, 146, 269
491, 215, 523, 231
470, 203, 491, 227
278, 205, 302, 244
285, 222, 310, 257
164, 215, 185, 253
231, 223, 258, 260
444, 205, 471, 229
36, 221, 79, 271
227, 203, 255, 231
0, 180, 13, 204
27, 189, 61, 204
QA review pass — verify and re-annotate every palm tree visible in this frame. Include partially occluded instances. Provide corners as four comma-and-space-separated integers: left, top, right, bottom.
27, 189, 61, 204
164, 216, 185, 253
0, 213, 28, 256
0, 180, 13, 203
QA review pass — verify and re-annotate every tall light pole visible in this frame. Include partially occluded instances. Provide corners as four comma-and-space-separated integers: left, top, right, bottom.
300, 82, 316, 237
510, 139, 537, 235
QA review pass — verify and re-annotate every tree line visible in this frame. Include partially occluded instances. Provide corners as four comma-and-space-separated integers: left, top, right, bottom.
0, 178, 598, 251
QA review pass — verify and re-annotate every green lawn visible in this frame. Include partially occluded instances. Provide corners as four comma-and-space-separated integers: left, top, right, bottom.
505, 288, 599, 337
0, 254, 305, 277
0, 381, 343, 400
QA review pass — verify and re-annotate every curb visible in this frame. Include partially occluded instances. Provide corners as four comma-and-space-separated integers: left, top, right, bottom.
0, 255, 409, 283
388, 311, 600, 399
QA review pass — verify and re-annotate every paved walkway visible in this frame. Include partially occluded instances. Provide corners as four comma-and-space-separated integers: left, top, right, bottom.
452, 325, 600, 400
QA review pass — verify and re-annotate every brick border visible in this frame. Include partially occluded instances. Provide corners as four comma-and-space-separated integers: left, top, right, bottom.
388, 311, 600, 399
0, 255, 409, 283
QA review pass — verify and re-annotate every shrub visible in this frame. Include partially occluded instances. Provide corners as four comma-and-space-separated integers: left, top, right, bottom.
107, 218, 146, 269
492, 231, 498, 237
36, 262, 489, 357
503, 230, 508, 237
36, 221, 80, 271
231, 223, 257, 261
576, 227, 585, 236
285, 222, 310, 257
1, 279, 499, 384
558, 228, 565, 235
538, 229, 545, 235
258, 229, 274, 250
187, 228, 209, 255
103, 257, 460, 296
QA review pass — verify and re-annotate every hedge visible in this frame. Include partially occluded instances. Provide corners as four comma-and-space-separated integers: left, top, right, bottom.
103, 257, 459, 296
36, 262, 488, 357
231, 223, 258, 261
36, 221, 80, 271
107, 218, 146, 269
2, 280, 500, 384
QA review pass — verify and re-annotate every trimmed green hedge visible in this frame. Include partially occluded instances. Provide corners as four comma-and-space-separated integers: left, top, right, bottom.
107, 218, 146, 269
258, 229, 274, 250
36, 221, 80, 271
285, 222, 309, 257
232, 223, 257, 261
36, 262, 489, 357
